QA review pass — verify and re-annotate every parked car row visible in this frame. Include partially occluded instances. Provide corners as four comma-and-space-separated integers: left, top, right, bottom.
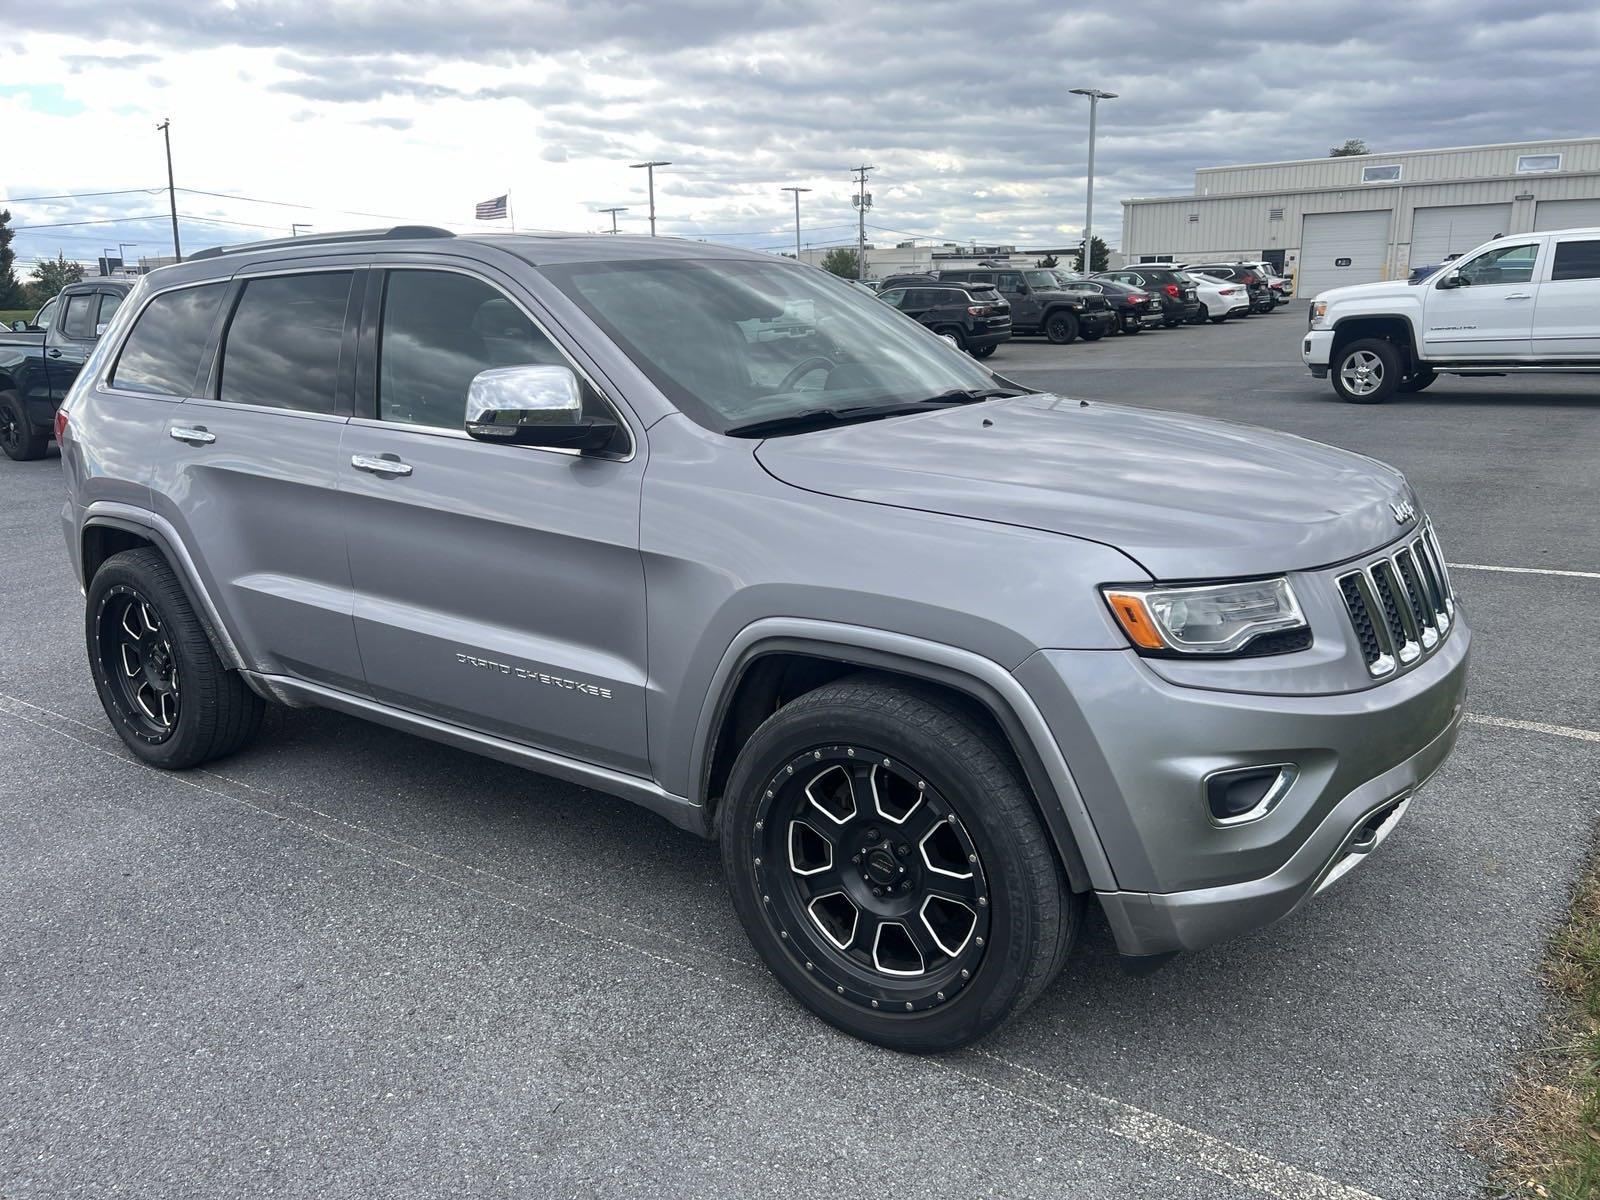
866, 261, 1286, 356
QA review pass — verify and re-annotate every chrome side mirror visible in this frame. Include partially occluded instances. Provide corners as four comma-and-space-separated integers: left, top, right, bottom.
9, 320, 25, 333
463, 364, 618, 453
1437, 271, 1463, 290
95, 322, 110, 337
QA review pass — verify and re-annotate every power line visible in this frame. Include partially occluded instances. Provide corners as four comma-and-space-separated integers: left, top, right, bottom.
2, 187, 164, 204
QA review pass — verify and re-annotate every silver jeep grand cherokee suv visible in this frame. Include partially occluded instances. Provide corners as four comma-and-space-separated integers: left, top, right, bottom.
58, 227, 1469, 1050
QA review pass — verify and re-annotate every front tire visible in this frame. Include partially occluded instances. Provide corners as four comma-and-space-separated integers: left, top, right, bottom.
86, 548, 264, 768
1331, 338, 1401, 404
721, 677, 1080, 1051
1, 391, 48, 461
1043, 311, 1079, 345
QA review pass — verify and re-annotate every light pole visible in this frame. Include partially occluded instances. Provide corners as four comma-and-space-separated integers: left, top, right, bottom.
780, 187, 811, 260
599, 207, 628, 234
291, 223, 312, 237
155, 118, 181, 262
102, 248, 117, 277
117, 242, 138, 275
629, 161, 671, 236
1069, 87, 1116, 273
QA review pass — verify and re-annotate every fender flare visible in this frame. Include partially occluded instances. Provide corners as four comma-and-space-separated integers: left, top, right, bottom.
80, 503, 248, 672
689, 618, 1116, 892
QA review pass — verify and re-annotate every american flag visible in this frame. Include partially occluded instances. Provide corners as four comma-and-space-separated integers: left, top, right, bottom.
475, 194, 508, 220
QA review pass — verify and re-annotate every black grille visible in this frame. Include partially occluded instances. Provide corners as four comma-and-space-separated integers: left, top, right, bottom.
1339, 576, 1383, 667
1336, 527, 1456, 678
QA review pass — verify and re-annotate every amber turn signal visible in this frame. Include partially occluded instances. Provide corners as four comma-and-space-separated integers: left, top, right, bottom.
1103, 591, 1167, 650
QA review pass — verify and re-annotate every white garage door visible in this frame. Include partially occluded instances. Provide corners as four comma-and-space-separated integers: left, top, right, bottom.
1410, 203, 1512, 266
1535, 198, 1600, 231
1297, 210, 1392, 297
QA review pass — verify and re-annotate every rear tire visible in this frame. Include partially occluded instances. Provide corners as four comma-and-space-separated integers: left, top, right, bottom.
937, 326, 967, 353
1331, 338, 1401, 404
86, 548, 265, 768
971, 343, 997, 360
1398, 368, 1437, 393
1120, 317, 1142, 335
1, 391, 48, 462
1187, 305, 1209, 326
1209, 315, 1228, 324
1043, 311, 1079, 345
721, 677, 1080, 1051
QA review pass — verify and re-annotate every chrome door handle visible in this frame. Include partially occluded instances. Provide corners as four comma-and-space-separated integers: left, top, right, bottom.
1504, 292, 1532, 300
169, 426, 216, 445
350, 453, 412, 476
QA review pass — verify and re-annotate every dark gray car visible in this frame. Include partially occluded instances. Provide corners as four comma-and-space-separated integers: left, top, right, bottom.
57, 227, 1469, 1051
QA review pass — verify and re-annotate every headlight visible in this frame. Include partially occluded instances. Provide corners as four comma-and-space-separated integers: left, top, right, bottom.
1309, 300, 1328, 328
1102, 578, 1307, 656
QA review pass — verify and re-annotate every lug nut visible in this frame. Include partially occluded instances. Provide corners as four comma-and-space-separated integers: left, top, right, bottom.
872, 886, 883, 897
866, 827, 880, 841
897, 865, 906, 874
896, 844, 909, 857
900, 881, 912, 893
851, 853, 861, 864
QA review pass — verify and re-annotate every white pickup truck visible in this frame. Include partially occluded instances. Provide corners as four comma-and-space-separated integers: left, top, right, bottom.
1302, 226, 1600, 403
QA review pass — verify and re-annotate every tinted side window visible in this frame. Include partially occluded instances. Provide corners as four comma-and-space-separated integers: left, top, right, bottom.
377, 270, 595, 430
33, 298, 57, 332
98, 293, 124, 325
110, 283, 228, 396
878, 289, 907, 309
61, 294, 99, 339
996, 272, 1023, 290
1551, 239, 1600, 282
219, 272, 353, 414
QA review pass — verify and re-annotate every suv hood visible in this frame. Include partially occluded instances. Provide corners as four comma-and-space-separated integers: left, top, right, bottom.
754, 394, 1414, 580
1311, 278, 1413, 305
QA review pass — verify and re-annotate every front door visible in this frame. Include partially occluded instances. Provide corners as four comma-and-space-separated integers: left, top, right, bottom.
339, 264, 650, 776
1421, 240, 1542, 360
994, 271, 1041, 329
43, 291, 103, 405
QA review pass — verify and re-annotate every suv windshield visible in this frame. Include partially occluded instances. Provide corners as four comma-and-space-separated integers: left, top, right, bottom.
1022, 270, 1061, 289
542, 258, 1000, 433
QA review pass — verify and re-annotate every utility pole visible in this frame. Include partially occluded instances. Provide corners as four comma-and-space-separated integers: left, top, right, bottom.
1068, 88, 1116, 273
156, 118, 181, 262
780, 187, 811, 260
599, 207, 628, 234
851, 164, 874, 281
629, 161, 671, 236
291, 223, 311, 237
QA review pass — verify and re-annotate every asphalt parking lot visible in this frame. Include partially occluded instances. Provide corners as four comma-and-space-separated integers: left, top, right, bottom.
3, 303, 1598, 1199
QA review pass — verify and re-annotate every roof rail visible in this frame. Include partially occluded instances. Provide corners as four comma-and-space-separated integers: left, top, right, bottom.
188, 225, 456, 261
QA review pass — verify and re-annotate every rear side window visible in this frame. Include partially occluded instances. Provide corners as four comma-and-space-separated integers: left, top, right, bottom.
1551, 239, 1600, 281
219, 272, 353, 414
98, 293, 124, 325
110, 283, 228, 396
60, 294, 99, 339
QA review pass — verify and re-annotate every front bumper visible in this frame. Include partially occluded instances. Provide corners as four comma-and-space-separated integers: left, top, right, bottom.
1014, 616, 1470, 957
1303, 328, 1334, 373
1079, 309, 1118, 335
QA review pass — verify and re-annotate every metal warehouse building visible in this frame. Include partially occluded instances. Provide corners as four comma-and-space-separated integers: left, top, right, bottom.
1121, 137, 1600, 297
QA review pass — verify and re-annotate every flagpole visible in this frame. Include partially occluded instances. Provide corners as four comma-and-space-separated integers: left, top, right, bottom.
507, 190, 515, 232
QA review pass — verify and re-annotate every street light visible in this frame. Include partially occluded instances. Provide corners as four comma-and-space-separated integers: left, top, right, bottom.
780, 187, 812, 260
629, 161, 671, 236
102, 248, 118, 277
291, 223, 312, 237
1069, 87, 1117, 273
598, 207, 628, 234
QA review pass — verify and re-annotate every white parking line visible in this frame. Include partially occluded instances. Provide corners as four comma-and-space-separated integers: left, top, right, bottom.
1448, 562, 1600, 580
1465, 712, 1600, 744
0, 690, 1391, 1200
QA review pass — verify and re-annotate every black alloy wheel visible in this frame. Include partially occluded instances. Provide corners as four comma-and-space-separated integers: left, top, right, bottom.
1044, 311, 1079, 345
753, 746, 992, 1014
1, 391, 47, 461
94, 585, 182, 743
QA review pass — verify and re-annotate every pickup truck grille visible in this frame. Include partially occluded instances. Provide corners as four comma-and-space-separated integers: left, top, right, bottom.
1336, 526, 1455, 678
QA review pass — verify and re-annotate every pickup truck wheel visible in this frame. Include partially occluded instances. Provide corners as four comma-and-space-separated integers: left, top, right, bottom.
1043, 311, 1079, 344
86, 548, 264, 768
1, 391, 48, 461
1332, 338, 1401, 404
721, 677, 1079, 1051
1398, 368, 1438, 393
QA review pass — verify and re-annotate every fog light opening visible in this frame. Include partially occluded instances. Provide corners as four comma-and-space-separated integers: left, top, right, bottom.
1205, 764, 1298, 827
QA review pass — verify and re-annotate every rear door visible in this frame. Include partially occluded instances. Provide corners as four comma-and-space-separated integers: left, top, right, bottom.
1421, 239, 1542, 361
339, 261, 650, 774
1532, 234, 1600, 360
147, 266, 367, 691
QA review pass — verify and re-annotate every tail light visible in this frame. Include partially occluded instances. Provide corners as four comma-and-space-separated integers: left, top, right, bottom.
1220, 287, 1238, 295
967, 305, 991, 316
54, 408, 69, 442
1163, 283, 1179, 298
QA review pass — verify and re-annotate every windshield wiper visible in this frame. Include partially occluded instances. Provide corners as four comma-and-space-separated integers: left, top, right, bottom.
725, 391, 1019, 438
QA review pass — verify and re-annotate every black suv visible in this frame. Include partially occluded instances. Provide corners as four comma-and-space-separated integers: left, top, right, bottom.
874, 282, 1011, 358
1186, 264, 1274, 314
1095, 268, 1200, 327
934, 266, 1116, 345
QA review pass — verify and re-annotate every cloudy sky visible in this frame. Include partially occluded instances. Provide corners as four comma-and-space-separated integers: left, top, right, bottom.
4, 1, 1598, 273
